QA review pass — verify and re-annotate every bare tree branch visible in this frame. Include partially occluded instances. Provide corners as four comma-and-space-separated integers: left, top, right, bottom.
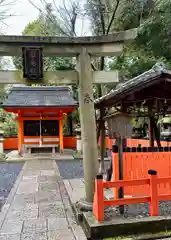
97, 0, 105, 34
0, 0, 17, 26
28, 0, 80, 38
28, 0, 72, 37
45, 3, 72, 36
106, 0, 120, 34
62, 0, 73, 27
70, 3, 77, 36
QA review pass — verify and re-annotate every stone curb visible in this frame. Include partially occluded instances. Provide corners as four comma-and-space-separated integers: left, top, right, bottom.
82, 211, 171, 239
134, 234, 171, 240
66, 186, 171, 240
7, 157, 75, 162
0, 161, 26, 229
62, 172, 87, 239
52, 159, 61, 177
64, 178, 171, 240
117, 233, 171, 240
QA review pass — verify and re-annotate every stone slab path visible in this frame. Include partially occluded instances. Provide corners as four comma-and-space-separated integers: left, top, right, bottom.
64, 178, 115, 204
6, 151, 74, 162
0, 160, 86, 240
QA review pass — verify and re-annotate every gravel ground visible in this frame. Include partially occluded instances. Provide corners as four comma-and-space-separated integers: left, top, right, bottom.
0, 162, 23, 204
56, 159, 171, 220
104, 201, 171, 221
56, 159, 110, 179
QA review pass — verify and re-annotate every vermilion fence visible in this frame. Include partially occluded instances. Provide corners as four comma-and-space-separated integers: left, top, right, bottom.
104, 137, 171, 149
4, 136, 171, 150
112, 147, 171, 196
93, 170, 171, 222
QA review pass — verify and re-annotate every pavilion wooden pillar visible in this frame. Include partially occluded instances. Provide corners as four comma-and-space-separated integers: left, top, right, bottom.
59, 117, 64, 153
18, 117, 24, 154
99, 106, 105, 173
148, 104, 154, 147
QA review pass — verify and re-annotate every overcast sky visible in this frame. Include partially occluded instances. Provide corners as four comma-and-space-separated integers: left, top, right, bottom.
3, 0, 90, 36
3, 0, 41, 35
2, 0, 90, 69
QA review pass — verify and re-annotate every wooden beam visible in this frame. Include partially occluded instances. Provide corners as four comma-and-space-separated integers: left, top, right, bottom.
0, 70, 119, 84
99, 107, 105, 174
16, 116, 61, 121
0, 28, 137, 57
0, 43, 123, 57
0, 29, 137, 44
88, 44, 123, 56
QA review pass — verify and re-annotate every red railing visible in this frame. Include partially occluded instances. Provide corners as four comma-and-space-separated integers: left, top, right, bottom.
93, 170, 171, 222
112, 151, 171, 196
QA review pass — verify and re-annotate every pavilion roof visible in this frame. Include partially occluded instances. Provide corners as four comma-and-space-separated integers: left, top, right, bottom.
94, 62, 171, 108
2, 86, 77, 108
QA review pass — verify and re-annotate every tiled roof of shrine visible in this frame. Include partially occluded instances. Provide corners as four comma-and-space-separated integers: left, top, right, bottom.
95, 62, 171, 107
2, 86, 77, 108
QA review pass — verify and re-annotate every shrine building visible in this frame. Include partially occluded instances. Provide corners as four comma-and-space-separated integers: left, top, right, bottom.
2, 86, 77, 154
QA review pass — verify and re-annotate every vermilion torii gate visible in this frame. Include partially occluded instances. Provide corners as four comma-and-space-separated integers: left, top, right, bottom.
0, 29, 137, 204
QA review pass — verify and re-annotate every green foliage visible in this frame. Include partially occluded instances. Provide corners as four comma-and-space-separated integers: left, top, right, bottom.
116, 0, 154, 30
23, 20, 41, 36
110, 0, 171, 80
0, 85, 16, 138
110, 46, 164, 80
43, 57, 74, 71
136, 0, 171, 60
0, 109, 17, 137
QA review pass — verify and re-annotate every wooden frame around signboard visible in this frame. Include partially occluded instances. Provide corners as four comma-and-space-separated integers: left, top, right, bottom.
22, 47, 43, 80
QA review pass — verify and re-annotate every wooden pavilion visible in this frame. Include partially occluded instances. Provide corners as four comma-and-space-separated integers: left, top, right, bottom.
95, 62, 171, 150
2, 86, 77, 154
94, 63, 171, 212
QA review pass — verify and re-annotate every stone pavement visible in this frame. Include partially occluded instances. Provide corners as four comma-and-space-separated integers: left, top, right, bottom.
0, 159, 87, 240
64, 178, 114, 204
6, 151, 74, 161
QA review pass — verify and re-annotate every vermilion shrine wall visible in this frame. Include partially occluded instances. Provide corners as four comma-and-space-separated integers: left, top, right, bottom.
4, 136, 76, 150
4, 136, 171, 150
112, 147, 171, 197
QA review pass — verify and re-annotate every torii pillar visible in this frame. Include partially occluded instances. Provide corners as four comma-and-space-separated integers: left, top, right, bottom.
77, 48, 99, 204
